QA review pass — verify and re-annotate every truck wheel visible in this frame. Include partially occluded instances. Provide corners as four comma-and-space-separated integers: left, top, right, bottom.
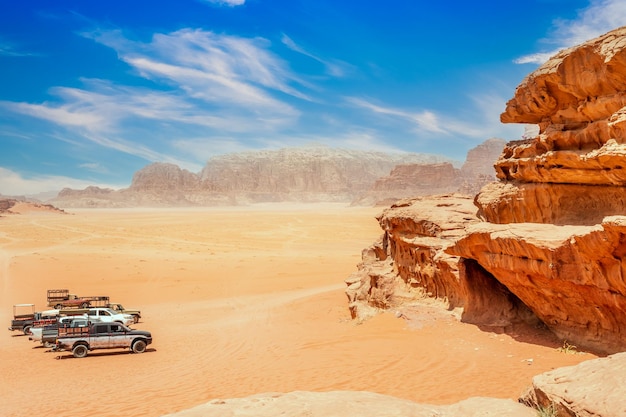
81, 302, 90, 308
43, 341, 54, 348
55, 304, 63, 309
72, 344, 88, 358
133, 315, 140, 324
23, 326, 32, 335
132, 340, 147, 354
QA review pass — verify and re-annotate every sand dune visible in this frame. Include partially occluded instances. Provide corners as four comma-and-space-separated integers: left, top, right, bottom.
0, 205, 595, 417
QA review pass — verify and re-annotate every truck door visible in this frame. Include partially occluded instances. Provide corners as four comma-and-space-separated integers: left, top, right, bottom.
90, 323, 111, 348
108, 323, 129, 348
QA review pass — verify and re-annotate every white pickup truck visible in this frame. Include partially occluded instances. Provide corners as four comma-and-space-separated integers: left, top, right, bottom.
86, 307, 135, 326
29, 315, 91, 348
56, 322, 152, 358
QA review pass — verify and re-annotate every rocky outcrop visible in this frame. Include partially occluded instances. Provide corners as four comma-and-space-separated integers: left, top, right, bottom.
129, 163, 200, 192
346, 195, 541, 330
50, 147, 457, 207
480, 26, 626, 225
353, 139, 505, 205
198, 146, 451, 203
49, 140, 505, 208
449, 217, 626, 354
347, 27, 626, 355
457, 138, 506, 195
0, 198, 66, 215
520, 352, 626, 416
352, 163, 461, 206
161, 391, 536, 417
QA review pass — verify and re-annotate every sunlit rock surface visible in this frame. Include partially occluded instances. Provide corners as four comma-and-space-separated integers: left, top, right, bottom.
348, 27, 626, 355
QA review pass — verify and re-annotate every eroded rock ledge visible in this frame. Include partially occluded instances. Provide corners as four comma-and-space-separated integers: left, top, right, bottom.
347, 26, 626, 356
482, 26, 626, 226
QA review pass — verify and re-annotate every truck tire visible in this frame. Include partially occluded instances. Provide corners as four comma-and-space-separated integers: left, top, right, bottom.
23, 325, 32, 335
132, 340, 147, 354
55, 304, 63, 309
43, 341, 55, 348
72, 344, 88, 358
133, 315, 140, 323
81, 302, 90, 308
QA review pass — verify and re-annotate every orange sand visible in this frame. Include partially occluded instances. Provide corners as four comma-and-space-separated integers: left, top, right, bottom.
0, 205, 596, 417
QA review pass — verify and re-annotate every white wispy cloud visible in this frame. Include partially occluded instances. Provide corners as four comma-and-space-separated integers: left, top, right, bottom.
281, 33, 352, 77
346, 97, 449, 134
0, 167, 123, 196
88, 29, 309, 107
516, 0, 626, 64
0, 36, 37, 57
200, 0, 245, 7
346, 93, 524, 142
1, 27, 313, 168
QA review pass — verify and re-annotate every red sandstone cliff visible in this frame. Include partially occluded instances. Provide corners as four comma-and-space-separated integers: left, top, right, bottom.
347, 27, 626, 355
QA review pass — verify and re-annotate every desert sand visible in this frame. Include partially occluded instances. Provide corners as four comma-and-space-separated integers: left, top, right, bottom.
0, 204, 596, 417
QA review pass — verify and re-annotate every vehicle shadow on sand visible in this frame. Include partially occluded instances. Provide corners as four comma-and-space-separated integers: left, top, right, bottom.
54, 348, 156, 359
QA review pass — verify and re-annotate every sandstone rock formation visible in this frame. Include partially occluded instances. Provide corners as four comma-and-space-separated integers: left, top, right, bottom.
161, 391, 536, 417
347, 27, 626, 355
51, 145, 501, 208
352, 162, 461, 206
345, 195, 540, 330
520, 351, 626, 417
353, 139, 505, 205
480, 26, 626, 225
449, 217, 626, 354
457, 138, 507, 195
0, 198, 66, 215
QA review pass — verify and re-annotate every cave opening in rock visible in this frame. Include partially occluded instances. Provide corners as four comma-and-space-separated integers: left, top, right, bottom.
459, 258, 546, 332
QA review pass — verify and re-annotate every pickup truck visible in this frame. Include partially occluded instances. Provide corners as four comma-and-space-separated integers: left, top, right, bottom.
86, 308, 135, 326
47, 289, 109, 309
106, 303, 141, 323
29, 315, 91, 348
8, 304, 57, 335
56, 322, 152, 358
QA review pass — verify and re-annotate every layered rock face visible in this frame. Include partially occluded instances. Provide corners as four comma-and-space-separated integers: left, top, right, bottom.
466, 27, 626, 353
480, 26, 626, 225
353, 139, 505, 205
51, 144, 504, 208
352, 163, 461, 206
348, 27, 626, 354
346, 195, 540, 330
345, 196, 477, 320
199, 147, 442, 203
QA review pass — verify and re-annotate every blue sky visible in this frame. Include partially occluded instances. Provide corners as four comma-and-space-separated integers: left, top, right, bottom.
1, 0, 625, 196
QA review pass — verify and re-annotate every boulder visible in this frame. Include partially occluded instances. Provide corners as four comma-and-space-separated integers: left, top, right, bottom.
520, 352, 626, 417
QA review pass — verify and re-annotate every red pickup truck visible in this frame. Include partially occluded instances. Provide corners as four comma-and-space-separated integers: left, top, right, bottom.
47, 289, 109, 309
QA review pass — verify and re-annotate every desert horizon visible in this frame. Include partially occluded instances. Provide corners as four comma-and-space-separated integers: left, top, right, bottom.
0, 204, 596, 417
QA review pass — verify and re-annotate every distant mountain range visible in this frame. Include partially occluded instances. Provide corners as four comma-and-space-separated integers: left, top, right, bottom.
47, 140, 505, 208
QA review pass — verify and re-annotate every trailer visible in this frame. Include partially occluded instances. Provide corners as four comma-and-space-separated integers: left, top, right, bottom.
46, 289, 109, 309
8, 304, 57, 335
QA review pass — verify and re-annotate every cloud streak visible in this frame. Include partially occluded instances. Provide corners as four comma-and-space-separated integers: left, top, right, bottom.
281, 34, 352, 77
0, 167, 123, 196
345, 96, 508, 139
515, 0, 626, 64
200, 0, 245, 7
